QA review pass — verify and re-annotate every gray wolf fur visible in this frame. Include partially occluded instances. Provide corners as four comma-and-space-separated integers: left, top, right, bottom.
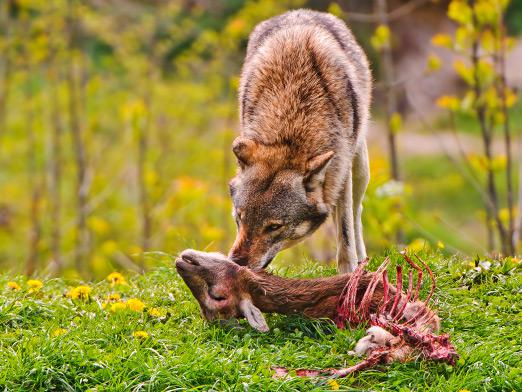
228, 9, 372, 273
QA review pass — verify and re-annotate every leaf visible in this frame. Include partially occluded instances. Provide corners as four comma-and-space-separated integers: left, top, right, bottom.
490, 155, 507, 171
426, 53, 442, 73
504, 88, 518, 108
327, 3, 344, 18
371, 25, 391, 51
448, 0, 473, 25
474, 0, 498, 26
455, 26, 472, 51
476, 59, 495, 86
481, 30, 496, 53
453, 59, 475, 86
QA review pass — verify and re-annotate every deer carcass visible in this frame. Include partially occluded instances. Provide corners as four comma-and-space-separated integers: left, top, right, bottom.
175, 250, 458, 378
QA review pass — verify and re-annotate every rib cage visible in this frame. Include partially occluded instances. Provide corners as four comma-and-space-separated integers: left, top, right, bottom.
273, 252, 458, 379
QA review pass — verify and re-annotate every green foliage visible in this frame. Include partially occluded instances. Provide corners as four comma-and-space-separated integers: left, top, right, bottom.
0, 0, 308, 277
0, 252, 520, 390
430, 0, 520, 254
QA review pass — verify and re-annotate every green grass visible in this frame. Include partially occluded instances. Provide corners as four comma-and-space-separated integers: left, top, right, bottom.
0, 251, 521, 391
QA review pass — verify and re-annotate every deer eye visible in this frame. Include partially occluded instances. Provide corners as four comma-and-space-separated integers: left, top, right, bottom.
265, 223, 283, 233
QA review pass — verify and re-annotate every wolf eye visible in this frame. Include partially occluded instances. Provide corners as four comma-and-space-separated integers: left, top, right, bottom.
266, 223, 283, 232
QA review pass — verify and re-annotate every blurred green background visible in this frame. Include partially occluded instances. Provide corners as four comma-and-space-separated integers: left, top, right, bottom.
0, 0, 521, 278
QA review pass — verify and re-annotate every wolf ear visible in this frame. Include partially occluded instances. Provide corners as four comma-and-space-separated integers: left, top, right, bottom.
239, 298, 269, 332
303, 151, 334, 192
232, 137, 257, 169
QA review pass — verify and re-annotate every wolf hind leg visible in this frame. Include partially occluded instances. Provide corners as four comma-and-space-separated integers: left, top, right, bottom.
336, 169, 358, 274
352, 139, 370, 261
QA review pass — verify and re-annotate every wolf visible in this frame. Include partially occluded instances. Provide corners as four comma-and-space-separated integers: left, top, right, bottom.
228, 9, 372, 273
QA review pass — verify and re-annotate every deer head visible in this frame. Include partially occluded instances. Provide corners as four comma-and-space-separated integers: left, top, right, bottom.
176, 249, 269, 332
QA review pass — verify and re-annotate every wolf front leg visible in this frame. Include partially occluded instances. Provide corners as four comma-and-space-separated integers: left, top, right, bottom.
352, 139, 370, 261
335, 169, 358, 273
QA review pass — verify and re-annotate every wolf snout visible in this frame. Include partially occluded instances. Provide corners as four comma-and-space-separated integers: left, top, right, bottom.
229, 252, 249, 266
229, 246, 251, 266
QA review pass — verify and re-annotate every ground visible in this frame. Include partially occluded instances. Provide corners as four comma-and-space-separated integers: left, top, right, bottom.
0, 251, 520, 391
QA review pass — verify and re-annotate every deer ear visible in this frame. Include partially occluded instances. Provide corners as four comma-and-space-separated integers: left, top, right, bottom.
239, 299, 269, 332
232, 137, 257, 169
303, 151, 334, 191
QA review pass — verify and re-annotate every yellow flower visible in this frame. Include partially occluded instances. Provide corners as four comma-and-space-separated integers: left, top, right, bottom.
133, 330, 149, 339
431, 33, 453, 48
327, 379, 340, 390
107, 293, 121, 302
51, 328, 68, 337
27, 279, 43, 291
67, 285, 92, 301
107, 272, 126, 286
437, 241, 445, 250
148, 307, 162, 317
126, 298, 145, 312
458, 390, 471, 392
110, 302, 127, 312
7, 281, 21, 291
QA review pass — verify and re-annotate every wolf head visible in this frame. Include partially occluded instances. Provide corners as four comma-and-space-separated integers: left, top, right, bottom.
228, 136, 333, 268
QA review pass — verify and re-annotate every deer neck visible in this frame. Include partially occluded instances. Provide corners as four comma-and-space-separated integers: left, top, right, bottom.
241, 270, 353, 319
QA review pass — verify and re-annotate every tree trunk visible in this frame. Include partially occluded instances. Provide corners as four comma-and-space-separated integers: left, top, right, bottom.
375, 0, 402, 244
0, 0, 12, 147
137, 106, 151, 267
25, 71, 42, 276
48, 73, 63, 275
67, 0, 89, 274
375, 0, 400, 182
496, 15, 515, 255
469, 0, 507, 254
137, 32, 158, 270
514, 138, 522, 245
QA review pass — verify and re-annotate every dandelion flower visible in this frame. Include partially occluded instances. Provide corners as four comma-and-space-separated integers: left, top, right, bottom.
110, 302, 127, 312
437, 241, 445, 250
27, 279, 43, 292
327, 379, 340, 390
51, 328, 68, 337
107, 293, 121, 302
126, 298, 145, 312
68, 285, 92, 301
7, 281, 21, 291
107, 272, 126, 286
133, 330, 149, 339
148, 307, 162, 317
